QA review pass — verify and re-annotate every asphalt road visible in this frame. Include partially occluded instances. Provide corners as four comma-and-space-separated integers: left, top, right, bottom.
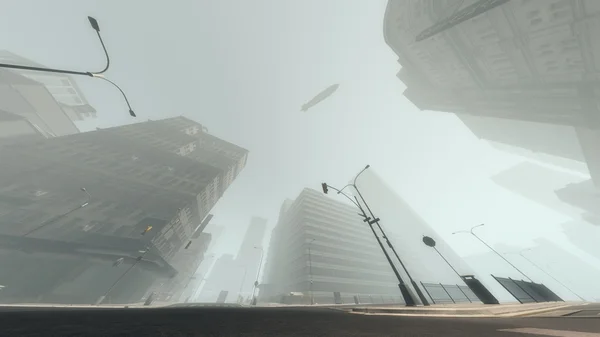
0, 306, 598, 336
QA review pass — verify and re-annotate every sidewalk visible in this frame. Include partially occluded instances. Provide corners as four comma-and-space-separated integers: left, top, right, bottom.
0, 302, 173, 309
349, 302, 586, 317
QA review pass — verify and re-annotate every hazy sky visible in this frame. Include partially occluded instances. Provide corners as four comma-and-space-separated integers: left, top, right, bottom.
2, 0, 597, 274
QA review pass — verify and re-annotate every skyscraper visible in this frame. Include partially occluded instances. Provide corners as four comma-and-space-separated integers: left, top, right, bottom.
555, 179, 600, 222
262, 189, 401, 305
527, 238, 600, 300
353, 169, 486, 297
235, 217, 268, 300
457, 114, 587, 168
561, 221, 600, 261
197, 254, 245, 303
0, 116, 248, 304
491, 162, 586, 219
383, 0, 600, 186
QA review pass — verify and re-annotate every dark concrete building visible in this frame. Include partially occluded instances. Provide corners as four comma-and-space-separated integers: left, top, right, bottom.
0, 117, 248, 304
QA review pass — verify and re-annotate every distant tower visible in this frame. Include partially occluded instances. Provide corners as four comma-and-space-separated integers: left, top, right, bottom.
235, 217, 268, 299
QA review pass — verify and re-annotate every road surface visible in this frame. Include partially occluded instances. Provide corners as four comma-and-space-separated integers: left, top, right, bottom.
0, 306, 598, 336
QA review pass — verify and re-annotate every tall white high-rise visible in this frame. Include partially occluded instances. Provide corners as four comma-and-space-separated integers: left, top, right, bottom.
262, 189, 402, 305
353, 169, 490, 297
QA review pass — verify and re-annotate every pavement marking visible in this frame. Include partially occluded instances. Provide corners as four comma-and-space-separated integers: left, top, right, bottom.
498, 328, 600, 337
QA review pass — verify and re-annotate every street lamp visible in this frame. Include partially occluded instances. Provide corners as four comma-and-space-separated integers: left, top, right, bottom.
506, 249, 585, 302
329, 165, 430, 306
0, 16, 136, 117
24, 187, 91, 237
322, 175, 421, 306
308, 238, 316, 305
96, 245, 154, 305
238, 268, 248, 304
452, 224, 533, 282
251, 246, 264, 306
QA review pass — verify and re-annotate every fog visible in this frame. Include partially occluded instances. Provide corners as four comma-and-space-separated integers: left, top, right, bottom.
1, 0, 599, 306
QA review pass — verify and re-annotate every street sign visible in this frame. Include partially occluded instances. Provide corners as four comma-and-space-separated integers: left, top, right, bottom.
422, 236, 436, 247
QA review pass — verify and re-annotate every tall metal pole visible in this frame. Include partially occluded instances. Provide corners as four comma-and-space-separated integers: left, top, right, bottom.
518, 250, 585, 302
251, 246, 264, 305
453, 224, 533, 282
238, 268, 248, 304
352, 185, 429, 306
321, 182, 417, 306
308, 238, 315, 305
346, 166, 429, 306
0, 16, 136, 117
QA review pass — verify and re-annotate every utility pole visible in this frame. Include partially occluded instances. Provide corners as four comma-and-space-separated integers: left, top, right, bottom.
322, 180, 418, 306
453, 224, 533, 282
238, 268, 248, 304
308, 238, 315, 305
513, 249, 586, 302
328, 165, 430, 306
251, 246, 264, 306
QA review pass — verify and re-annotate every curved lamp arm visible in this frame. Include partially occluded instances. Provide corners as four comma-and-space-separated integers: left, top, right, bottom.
92, 74, 136, 117
337, 165, 371, 195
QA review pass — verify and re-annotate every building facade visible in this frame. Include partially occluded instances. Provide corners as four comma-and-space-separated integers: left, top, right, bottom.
353, 169, 488, 299
0, 50, 97, 120
491, 161, 587, 220
235, 217, 268, 301
0, 117, 248, 304
197, 254, 245, 303
384, 0, 600, 126
261, 189, 402, 305
0, 69, 80, 138
561, 221, 600, 261
383, 0, 600, 187
555, 179, 600, 220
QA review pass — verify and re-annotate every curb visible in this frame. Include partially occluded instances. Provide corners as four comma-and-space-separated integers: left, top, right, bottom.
352, 307, 486, 315
499, 303, 589, 318
350, 303, 577, 318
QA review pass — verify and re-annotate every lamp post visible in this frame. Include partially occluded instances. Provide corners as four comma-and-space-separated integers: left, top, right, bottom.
96, 245, 153, 305
321, 180, 419, 306
330, 165, 430, 306
24, 187, 91, 237
0, 16, 136, 117
308, 238, 316, 305
238, 268, 248, 304
251, 246, 264, 306
507, 249, 585, 302
452, 224, 533, 282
